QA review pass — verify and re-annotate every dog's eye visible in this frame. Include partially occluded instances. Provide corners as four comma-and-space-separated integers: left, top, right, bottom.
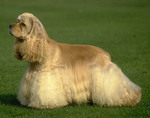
21, 23, 26, 27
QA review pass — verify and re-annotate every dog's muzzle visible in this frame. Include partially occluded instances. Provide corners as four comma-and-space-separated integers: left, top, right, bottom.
9, 24, 14, 36
9, 24, 14, 29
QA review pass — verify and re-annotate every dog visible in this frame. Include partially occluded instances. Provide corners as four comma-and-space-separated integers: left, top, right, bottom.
9, 13, 141, 109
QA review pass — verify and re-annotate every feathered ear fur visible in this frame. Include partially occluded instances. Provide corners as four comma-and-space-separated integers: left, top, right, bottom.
14, 15, 49, 63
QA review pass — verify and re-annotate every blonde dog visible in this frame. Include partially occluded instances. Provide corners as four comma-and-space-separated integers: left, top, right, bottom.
9, 13, 141, 109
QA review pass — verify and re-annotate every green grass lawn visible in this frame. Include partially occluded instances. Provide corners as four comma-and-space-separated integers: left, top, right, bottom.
0, 0, 150, 117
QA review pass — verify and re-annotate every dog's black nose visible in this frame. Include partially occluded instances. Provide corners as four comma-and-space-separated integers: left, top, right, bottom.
9, 24, 14, 29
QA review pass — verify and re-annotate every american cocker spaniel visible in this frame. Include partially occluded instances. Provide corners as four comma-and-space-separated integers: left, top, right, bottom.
9, 13, 141, 109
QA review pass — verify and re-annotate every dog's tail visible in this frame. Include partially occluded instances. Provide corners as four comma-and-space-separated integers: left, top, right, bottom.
91, 62, 141, 106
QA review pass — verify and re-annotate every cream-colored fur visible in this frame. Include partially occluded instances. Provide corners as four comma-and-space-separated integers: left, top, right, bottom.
9, 13, 141, 109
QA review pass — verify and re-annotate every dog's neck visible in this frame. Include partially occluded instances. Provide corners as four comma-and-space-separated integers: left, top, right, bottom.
27, 38, 62, 71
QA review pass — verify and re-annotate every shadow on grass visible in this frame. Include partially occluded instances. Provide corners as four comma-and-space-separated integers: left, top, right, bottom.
0, 94, 22, 107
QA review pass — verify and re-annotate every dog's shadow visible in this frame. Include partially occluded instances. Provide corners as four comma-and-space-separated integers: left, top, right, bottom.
0, 94, 22, 107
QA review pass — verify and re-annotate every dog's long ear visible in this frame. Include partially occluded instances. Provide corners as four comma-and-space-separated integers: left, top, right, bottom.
29, 17, 46, 40
23, 16, 48, 63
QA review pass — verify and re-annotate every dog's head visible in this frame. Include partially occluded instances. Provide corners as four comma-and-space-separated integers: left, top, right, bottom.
9, 13, 48, 63
9, 13, 47, 40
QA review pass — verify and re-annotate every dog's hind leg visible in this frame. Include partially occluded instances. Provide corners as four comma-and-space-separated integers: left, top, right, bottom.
91, 63, 141, 106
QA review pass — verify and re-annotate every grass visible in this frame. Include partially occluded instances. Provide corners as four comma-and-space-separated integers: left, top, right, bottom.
0, 0, 150, 117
